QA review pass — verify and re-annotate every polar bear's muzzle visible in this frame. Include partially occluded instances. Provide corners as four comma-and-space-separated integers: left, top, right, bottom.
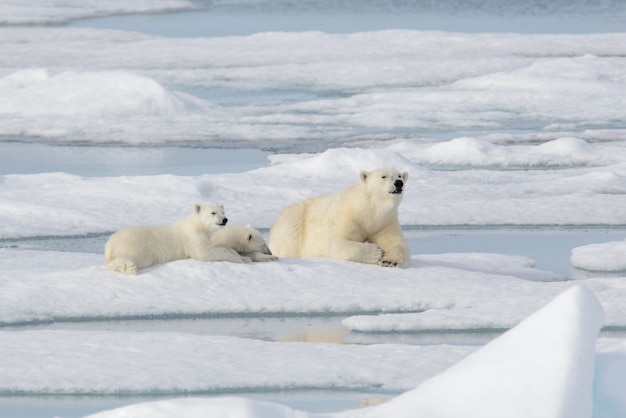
390, 179, 404, 194
218, 217, 228, 226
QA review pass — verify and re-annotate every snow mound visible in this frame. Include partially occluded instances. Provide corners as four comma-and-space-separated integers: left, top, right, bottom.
571, 240, 626, 272
0, 69, 216, 142
413, 137, 599, 169
0, 69, 212, 118
84, 286, 605, 418
351, 285, 604, 418
264, 147, 416, 179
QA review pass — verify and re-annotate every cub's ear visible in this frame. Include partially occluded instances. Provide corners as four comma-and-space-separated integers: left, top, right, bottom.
402, 171, 409, 182
360, 170, 369, 183
194, 204, 202, 213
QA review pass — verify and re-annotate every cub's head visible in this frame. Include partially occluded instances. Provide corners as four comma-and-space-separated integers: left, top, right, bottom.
360, 168, 409, 198
194, 203, 228, 230
242, 225, 272, 255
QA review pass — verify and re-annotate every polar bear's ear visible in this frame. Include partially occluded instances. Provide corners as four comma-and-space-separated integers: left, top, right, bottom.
194, 204, 202, 213
360, 170, 369, 183
402, 171, 409, 182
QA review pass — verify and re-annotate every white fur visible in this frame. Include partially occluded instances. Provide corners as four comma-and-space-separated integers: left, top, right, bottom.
269, 168, 411, 268
105, 203, 248, 275
211, 224, 277, 262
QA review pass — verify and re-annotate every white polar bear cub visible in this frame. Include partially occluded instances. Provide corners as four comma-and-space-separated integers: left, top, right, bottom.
105, 203, 248, 275
211, 224, 277, 262
269, 168, 411, 268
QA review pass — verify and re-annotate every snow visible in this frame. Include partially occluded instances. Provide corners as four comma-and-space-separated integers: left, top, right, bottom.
571, 240, 626, 272
2, 2, 626, 417
3, 145, 626, 239
1, 29, 626, 147
81, 286, 611, 418
0, 0, 196, 25
0, 250, 568, 325
349, 285, 604, 418
0, 330, 473, 396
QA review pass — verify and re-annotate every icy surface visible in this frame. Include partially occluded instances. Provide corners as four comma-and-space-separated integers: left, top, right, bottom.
83, 286, 611, 418
0, 0, 196, 24
595, 339, 626, 418
2, 29, 626, 147
0, 330, 474, 396
3, 146, 626, 240
2, 2, 626, 417
0, 250, 565, 325
571, 240, 626, 272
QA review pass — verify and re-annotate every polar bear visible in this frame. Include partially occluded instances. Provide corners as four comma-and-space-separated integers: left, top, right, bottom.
211, 224, 277, 262
105, 203, 249, 275
269, 168, 411, 268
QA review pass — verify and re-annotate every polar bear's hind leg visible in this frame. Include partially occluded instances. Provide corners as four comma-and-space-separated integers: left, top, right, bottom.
108, 256, 138, 275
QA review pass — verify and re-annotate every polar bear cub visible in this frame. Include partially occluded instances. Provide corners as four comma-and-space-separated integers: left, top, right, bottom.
105, 203, 249, 275
269, 168, 411, 268
211, 224, 277, 262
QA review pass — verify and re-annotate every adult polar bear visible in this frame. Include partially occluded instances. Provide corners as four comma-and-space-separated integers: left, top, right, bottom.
269, 168, 411, 268
105, 203, 250, 274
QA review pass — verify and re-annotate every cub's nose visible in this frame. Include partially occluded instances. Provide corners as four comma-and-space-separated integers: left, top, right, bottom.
394, 179, 404, 188
221, 217, 228, 225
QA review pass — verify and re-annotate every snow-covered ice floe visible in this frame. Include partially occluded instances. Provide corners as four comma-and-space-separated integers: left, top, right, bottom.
2, 29, 626, 147
3, 146, 626, 239
0, 0, 196, 25
78, 286, 626, 418
571, 240, 626, 273
0, 249, 564, 326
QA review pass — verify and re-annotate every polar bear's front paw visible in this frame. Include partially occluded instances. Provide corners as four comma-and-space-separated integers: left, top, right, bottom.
378, 253, 403, 268
256, 253, 278, 262
360, 243, 385, 265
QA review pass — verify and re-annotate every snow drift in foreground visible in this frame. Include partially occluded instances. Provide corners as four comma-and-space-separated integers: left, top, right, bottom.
84, 286, 613, 418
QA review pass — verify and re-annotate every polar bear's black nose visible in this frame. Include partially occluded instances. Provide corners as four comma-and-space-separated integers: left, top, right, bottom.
394, 179, 404, 189
220, 217, 228, 226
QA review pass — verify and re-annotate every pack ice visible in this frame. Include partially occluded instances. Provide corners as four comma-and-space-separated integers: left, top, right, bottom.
85, 286, 610, 418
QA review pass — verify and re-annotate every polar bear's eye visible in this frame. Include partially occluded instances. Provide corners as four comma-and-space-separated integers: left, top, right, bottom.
381, 175, 387, 179
211, 212, 217, 215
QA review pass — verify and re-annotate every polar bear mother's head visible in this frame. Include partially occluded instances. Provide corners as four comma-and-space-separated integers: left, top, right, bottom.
360, 168, 409, 198
194, 203, 228, 229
